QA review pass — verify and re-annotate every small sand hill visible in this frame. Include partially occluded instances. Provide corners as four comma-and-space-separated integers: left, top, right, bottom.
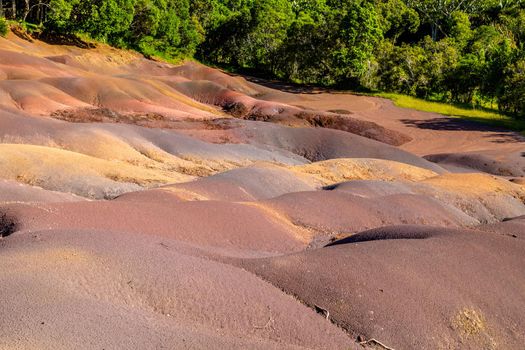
0, 229, 355, 350
4, 197, 312, 257
418, 173, 525, 221
156, 163, 316, 201
239, 225, 525, 350
0, 144, 191, 198
229, 120, 446, 172
425, 151, 525, 176
0, 179, 83, 203
290, 158, 438, 185
327, 174, 525, 225
478, 215, 525, 239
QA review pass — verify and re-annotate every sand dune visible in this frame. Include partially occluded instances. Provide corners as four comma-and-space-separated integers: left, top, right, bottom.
0, 33, 524, 350
240, 225, 525, 349
0, 229, 355, 350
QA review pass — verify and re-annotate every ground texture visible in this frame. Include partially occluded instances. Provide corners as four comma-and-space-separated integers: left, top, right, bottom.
0, 33, 524, 350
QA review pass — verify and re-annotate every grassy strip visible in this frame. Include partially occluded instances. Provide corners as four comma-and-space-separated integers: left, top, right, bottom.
376, 92, 525, 133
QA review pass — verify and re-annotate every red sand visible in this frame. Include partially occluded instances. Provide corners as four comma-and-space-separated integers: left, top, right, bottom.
0, 33, 524, 349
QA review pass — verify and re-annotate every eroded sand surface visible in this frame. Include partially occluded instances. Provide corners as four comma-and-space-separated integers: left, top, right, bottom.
1, 33, 524, 349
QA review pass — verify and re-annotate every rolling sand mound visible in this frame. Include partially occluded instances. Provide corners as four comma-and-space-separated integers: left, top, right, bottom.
418, 173, 525, 222
478, 216, 525, 239
154, 158, 437, 202
229, 120, 445, 171
1, 33, 524, 349
261, 192, 476, 246
0, 179, 83, 203
240, 225, 525, 349
173, 79, 411, 145
329, 173, 525, 223
0, 143, 190, 198
0, 229, 354, 350
4, 198, 310, 257
290, 158, 437, 185
160, 164, 315, 201
424, 151, 525, 176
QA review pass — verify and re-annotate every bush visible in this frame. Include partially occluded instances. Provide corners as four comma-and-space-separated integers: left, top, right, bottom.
499, 59, 525, 118
0, 17, 8, 37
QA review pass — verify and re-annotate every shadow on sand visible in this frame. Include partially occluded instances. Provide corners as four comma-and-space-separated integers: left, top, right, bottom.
241, 75, 327, 94
400, 117, 525, 143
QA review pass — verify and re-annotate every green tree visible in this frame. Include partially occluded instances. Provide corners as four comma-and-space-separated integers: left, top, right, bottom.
499, 58, 525, 117
449, 10, 472, 49
446, 54, 484, 103
405, 0, 492, 40
197, 0, 292, 69
276, 0, 383, 86
375, 37, 458, 98
0, 17, 7, 36
376, 0, 420, 42
75, 0, 136, 42
471, 25, 514, 102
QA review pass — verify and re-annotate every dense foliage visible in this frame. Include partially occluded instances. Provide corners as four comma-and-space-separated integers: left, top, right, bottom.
1, 0, 525, 116
0, 17, 6, 36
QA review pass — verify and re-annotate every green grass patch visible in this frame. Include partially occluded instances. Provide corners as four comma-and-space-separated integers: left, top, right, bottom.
376, 92, 525, 133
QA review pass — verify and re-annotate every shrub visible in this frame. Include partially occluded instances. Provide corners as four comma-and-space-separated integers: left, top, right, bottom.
0, 17, 8, 37
499, 59, 525, 118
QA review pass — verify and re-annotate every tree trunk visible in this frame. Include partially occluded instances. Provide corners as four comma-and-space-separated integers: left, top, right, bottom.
431, 23, 438, 41
36, 2, 40, 23
12, 0, 16, 19
0, 0, 4, 17
23, 0, 29, 21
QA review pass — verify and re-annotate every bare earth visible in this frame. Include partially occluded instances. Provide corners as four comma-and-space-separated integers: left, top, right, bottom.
0, 33, 524, 350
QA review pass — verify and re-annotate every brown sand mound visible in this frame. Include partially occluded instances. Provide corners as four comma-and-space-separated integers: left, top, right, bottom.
227, 120, 445, 172
425, 151, 525, 176
3, 197, 311, 257
0, 228, 354, 349
240, 225, 525, 349
477, 215, 525, 239
0, 179, 83, 203
41, 76, 219, 119
324, 179, 417, 197
418, 173, 525, 222
261, 191, 475, 246
169, 61, 258, 95
329, 173, 525, 224
0, 143, 191, 198
290, 158, 437, 186
159, 163, 315, 201
174, 80, 411, 145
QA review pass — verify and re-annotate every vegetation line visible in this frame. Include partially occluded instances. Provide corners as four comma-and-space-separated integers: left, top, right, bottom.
376, 92, 525, 133
1, 0, 525, 119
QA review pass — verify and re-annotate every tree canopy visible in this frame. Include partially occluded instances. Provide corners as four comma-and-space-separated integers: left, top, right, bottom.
1, 0, 525, 117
